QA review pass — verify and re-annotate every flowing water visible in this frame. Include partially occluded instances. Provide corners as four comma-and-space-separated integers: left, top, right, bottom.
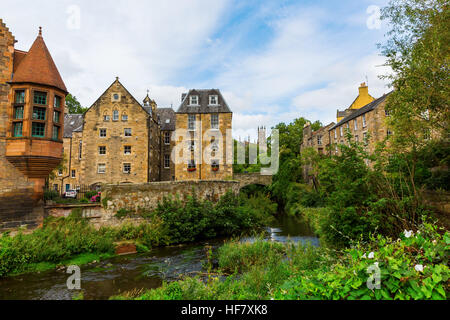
0, 214, 318, 300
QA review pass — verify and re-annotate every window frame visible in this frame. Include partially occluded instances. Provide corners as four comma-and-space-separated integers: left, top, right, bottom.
15, 90, 25, 104
123, 163, 131, 174
54, 95, 61, 109
32, 107, 46, 120
99, 128, 107, 138
211, 114, 219, 129
97, 163, 106, 174
164, 154, 170, 169
124, 128, 132, 137
31, 122, 45, 137
188, 114, 196, 131
209, 95, 218, 106
124, 145, 132, 155
164, 131, 170, 145
98, 146, 106, 155
13, 122, 23, 137
113, 110, 119, 121
14, 106, 24, 119
189, 95, 199, 106
33, 91, 47, 105
52, 125, 59, 140
71, 170, 76, 178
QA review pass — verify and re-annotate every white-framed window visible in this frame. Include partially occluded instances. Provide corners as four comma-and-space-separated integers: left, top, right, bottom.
124, 146, 131, 155
188, 114, 196, 130
340, 126, 343, 136
362, 115, 367, 127
99, 146, 106, 155
122, 113, 128, 121
71, 170, 76, 178
99, 128, 107, 137
317, 135, 322, 145
164, 131, 170, 144
189, 95, 199, 105
211, 114, 219, 129
164, 154, 170, 168
98, 163, 106, 174
113, 110, 119, 121
209, 95, 218, 106
78, 140, 82, 160
354, 119, 358, 130
123, 163, 131, 174
124, 128, 132, 136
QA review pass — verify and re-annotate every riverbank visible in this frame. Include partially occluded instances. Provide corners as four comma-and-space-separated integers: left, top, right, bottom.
112, 220, 449, 300
0, 191, 275, 278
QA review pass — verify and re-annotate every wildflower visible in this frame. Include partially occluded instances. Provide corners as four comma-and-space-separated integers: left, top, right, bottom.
374, 262, 379, 267
432, 240, 437, 245
368, 252, 375, 259
404, 230, 413, 238
362, 253, 367, 259
414, 264, 424, 272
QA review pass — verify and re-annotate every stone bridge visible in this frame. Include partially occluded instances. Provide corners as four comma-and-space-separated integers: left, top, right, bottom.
101, 174, 272, 215
233, 172, 273, 189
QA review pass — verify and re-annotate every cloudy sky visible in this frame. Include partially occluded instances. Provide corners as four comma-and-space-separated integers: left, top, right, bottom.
3, 0, 391, 140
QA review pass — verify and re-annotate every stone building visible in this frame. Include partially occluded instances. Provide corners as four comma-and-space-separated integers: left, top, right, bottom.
157, 106, 176, 181
0, 21, 67, 229
50, 79, 168, 191
174, 89, 233, 180
328, 92, 392, 156
300, 122, 336, 155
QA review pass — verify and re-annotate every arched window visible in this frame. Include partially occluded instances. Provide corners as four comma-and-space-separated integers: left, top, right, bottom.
103, 111, 110, 121
122, 112, 128, 121
113, 110, 119, 121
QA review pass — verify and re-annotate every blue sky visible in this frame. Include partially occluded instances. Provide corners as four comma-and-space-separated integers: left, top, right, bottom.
3, 0, 391, 140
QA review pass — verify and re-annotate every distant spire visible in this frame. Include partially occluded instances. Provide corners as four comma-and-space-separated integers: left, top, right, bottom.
115, 76, 119, 81
38, 26, 42, 37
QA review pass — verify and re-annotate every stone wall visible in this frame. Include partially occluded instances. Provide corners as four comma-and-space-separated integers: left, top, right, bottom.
101, 180, 240, 215
233, 172, 272, 188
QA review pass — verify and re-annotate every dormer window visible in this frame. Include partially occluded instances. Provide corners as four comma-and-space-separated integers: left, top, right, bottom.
209, 95, 218, 105
189, 95, 199, 105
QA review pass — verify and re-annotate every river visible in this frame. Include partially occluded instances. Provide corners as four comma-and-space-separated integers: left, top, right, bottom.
0, 214, 318, 300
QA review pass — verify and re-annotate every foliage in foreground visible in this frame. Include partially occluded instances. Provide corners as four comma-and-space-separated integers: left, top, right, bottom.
114, 221, 449, 300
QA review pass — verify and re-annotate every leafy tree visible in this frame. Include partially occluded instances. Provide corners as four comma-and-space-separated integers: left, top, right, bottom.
65, 93, 88, 114
379, 0, 449, 194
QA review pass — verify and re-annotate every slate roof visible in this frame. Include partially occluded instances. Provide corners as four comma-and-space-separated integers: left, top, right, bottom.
64, 114, 83, 138
11, 29, 67, 93
176, 89, 232, 114
329, 92, 392, 131
156, 108, 176, 131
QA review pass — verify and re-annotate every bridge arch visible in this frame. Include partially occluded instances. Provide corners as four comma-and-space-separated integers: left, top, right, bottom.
233, 172, 272, 190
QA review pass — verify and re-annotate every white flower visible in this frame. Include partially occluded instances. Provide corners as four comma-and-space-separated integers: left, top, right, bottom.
404, 230, 413, 238
368, 252, 375, 259
362, 253, 367, 258
432, 240, 437, 245
414, 264, 424, 272
374, 262, 379, 267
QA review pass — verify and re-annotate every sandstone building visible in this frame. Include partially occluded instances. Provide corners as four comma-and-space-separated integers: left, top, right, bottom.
50, 79, 178, 192
300, 83, 392, 181
0, 21, 67, 229
174, 89, 233, 180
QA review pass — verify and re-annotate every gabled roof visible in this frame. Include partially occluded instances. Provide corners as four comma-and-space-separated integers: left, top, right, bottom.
63, 114, 83, 138
11, 28, 67, 93
156, 108, 176, 131
329, 92, 392, 131
176, 89, 232, 114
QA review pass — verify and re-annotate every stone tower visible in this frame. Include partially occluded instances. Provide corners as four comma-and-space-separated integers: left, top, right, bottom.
257, 126, 267, 153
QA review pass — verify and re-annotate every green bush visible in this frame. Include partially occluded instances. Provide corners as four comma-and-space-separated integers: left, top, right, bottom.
44, 190, 59, 201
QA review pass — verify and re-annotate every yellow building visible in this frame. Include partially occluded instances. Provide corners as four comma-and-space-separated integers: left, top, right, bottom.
336, 83, 375, 122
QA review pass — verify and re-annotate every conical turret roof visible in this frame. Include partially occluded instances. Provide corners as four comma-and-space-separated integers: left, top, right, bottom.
12, 27, 67, 93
